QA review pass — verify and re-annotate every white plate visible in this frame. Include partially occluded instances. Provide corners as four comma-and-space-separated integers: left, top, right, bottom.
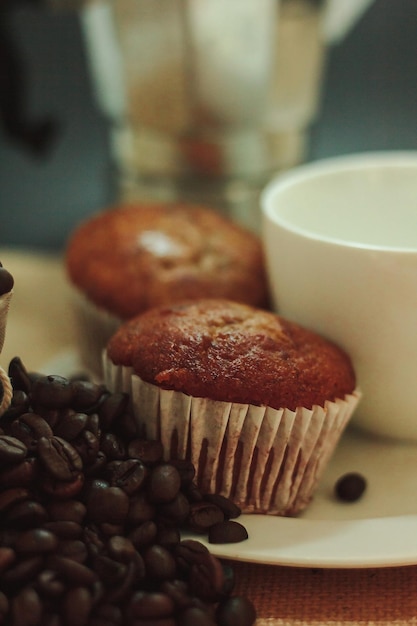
43, 350, 417, 570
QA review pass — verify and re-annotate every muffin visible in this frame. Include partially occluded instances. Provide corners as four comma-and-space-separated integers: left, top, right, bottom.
65, 202, 269, 376
103, 298, 361, 516
0, 262, 14, 415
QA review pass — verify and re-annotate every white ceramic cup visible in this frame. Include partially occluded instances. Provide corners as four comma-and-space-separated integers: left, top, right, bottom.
261, 151, 417, 442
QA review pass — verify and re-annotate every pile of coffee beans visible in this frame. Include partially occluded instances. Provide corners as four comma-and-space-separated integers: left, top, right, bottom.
0, 357, 256, 626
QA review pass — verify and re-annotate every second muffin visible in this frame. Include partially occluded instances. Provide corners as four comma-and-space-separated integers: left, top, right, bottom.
104, 298, 361, 516
65, 202, 269, 375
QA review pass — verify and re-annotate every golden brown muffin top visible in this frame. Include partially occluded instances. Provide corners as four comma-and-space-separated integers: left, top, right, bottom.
107, 299, 356, 411
65, 203, 269, 319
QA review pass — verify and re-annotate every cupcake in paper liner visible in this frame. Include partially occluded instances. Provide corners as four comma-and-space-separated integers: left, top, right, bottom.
0, 263, 14, 416
64, 202, 269, 377
103, 299, 361, 516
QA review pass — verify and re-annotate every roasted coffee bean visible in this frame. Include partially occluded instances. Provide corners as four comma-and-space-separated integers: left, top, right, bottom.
36, 569, 66, 597
0, 591, 9, 621
127, 492, 156, 526
43, 520, 83, 540
47, 554, 98, 586
0, 487, 30, 513
220, 563, 235, 597
63, 586, 93, 626
174, 540, 213, 581
57, 539, 88, 563
100, 432, 126, 460
53, 411, 88, 440
128, 590, 176, 619
100, 522, 124, 537
8, 357, 32, 394
11, 585, 43, 626
31, 375, 74, 409
208, 520, 248, 544
0, 546, 15, 573
107, 458, 147, 495
106, 559, 138, 604
0, 456, 38, 487
37, 436, 82, 481
189, 551, 226, 603
157, 492, 191, 526
70, 380, 106, 413
5, 500, 48, 529
0, 435, 27, 465
179, 606, 217, 626
155, 526, 181, 549
187, 502, 225, 533
86, 413, 101, 438
107, 535, 136, 563
128, 520, 158, 549
2, 389, 30, 419
72, 429, 100, 465
143, 544, 177, 581
82, 525, 105, 559
14, 528, 58, 554
46, 499, 86, 524
161, 579, 192, 611
89, 603, 123, 626
335, 472, 367, 502
85, 481, 130, 525
10, 412, 53, 452
93, 554, 127, 587
2, 556, 44, 589
169, 459, 196, 486
127, 438, 164, 465
41, 472, 84, 499
184, 482, 204, 503
98, 392, 129, 429
216, 596, 257, 626
84, 450, 107, 476
203, 494, 241, 520
35, 407, 60, 429
148, 464, 181, 504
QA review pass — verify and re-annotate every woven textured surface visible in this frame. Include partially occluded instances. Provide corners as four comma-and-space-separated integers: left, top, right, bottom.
233, 561, 417, 625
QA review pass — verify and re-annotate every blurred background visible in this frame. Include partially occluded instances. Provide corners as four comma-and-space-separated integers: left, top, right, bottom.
0, 0, 416, 251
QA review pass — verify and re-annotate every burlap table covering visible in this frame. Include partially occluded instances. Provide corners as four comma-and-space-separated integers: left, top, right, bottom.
232, 560, 417, 625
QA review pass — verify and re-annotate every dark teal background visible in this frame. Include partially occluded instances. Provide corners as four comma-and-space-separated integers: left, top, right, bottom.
1, 0, 416, 250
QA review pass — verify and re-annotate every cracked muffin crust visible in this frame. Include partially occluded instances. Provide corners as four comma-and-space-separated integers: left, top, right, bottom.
66, 203, 269, 320
106, 298, 356, 411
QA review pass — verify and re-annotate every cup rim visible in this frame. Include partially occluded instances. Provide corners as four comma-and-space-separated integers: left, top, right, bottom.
261, 150, 417, 253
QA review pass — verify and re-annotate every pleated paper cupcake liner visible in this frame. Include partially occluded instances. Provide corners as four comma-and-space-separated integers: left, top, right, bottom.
103, 354, 361, 516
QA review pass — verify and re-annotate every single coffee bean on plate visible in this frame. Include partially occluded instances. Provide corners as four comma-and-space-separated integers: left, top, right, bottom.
334, 472, 367, 502
208, 520, 249, 544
